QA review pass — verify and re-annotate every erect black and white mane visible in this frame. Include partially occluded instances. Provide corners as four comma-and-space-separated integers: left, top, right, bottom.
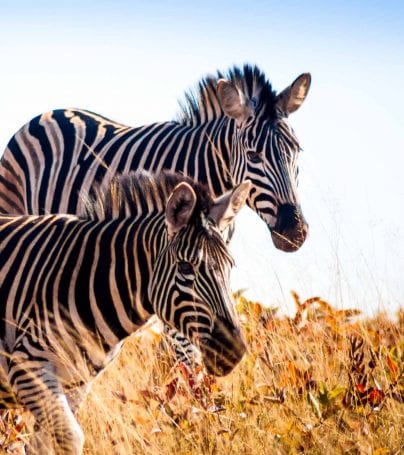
176, 64, 278, 126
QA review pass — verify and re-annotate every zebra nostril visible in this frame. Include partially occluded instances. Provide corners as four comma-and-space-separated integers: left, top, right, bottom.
276, 204, 299, 232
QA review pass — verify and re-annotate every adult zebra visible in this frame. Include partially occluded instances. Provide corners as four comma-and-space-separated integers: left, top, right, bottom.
0, 64, 311, 363
0, 64, 310, 251
0, 170, 249, 454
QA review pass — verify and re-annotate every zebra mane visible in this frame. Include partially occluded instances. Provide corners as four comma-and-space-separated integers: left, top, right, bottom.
83, 171, 213, 222
176, 64, 278, 125
83, 170, 234, 267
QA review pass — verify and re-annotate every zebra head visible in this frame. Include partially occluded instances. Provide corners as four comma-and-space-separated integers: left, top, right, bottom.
150, 180, 251, 376
217, 66, 311, 252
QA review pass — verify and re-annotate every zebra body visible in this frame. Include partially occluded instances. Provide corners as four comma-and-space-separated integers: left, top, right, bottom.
0, 171, 249, 454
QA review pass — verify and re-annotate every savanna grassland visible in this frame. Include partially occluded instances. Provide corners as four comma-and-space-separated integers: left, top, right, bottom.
1, 293, 403, 454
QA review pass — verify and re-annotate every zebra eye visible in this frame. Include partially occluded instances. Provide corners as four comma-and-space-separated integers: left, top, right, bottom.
247, 151, 262, 163
178, 261, 194, 275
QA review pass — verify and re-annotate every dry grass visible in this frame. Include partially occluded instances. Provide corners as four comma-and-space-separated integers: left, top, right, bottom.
1, 293, 403, 454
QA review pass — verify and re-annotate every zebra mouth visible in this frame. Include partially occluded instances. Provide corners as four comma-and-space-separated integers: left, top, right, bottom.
270, 204, 308, 252
270, 227, 307, 252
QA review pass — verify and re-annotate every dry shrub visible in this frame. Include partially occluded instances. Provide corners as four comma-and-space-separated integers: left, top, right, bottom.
1, 293, 403, 454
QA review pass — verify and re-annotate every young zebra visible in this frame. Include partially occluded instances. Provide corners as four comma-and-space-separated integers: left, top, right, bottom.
0, 171, 249, 454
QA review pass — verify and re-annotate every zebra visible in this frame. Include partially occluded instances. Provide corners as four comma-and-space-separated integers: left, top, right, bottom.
0, 170, 250, 454
0, 64, 310, 249
0, 64, 311, 364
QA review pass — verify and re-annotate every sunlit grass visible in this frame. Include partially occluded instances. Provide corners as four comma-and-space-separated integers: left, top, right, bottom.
1, 293, 403, 454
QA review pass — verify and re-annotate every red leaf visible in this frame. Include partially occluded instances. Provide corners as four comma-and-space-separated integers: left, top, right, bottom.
165, 377, 179, 401
203, 375, 214, 394
113, 391, 128, 404
179, 362, 196, 389
368, 388, 385, 406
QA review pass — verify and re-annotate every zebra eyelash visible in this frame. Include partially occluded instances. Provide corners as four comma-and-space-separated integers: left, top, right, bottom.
177, 261, 195, 276
246, 150, 262, 163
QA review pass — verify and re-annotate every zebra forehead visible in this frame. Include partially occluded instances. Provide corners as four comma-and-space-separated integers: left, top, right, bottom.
177, 64, 278, 126
199, 229, 234, 268
172, 223, 234, 268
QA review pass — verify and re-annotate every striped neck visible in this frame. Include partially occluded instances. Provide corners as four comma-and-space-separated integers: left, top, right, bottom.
173, 116, 235, 196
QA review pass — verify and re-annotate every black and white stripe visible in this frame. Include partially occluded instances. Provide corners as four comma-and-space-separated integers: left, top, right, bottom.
0, 171, 249, 454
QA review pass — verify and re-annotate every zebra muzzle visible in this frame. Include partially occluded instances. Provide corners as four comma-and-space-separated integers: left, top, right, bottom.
198, 316, 246, 376
271, 203, 308, 252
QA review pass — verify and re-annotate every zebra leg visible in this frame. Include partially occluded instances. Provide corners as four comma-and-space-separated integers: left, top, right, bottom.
0, 348, 19, 408
0, 369, 19, 408
66, 383, 91, 416
9, 356, 84, 455
0, 381, 19, 409
158, 325, 201, 368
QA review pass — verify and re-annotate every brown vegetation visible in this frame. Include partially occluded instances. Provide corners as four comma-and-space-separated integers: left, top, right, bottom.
1, 292, 403, 454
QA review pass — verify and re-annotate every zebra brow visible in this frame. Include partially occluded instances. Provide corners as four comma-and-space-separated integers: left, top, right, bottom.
275, 120, 301, 151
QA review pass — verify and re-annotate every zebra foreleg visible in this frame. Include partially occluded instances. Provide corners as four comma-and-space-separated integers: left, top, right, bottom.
158, 325, 201, 369
9, 357, 84, 455
0, 371, 19, 408
66, 383, 91, 416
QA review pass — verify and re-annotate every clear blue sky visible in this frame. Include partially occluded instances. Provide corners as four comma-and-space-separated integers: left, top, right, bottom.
1, 1, 403, 315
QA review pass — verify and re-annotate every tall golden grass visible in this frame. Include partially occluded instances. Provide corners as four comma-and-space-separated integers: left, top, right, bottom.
1, 292, 403, 454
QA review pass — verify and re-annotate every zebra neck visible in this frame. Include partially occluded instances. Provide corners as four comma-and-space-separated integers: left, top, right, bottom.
125, 117, 235, 197
61, 215, 166, 350
182, 116, 234, 196
128, 213, 168, 322
106, 214, 167, 336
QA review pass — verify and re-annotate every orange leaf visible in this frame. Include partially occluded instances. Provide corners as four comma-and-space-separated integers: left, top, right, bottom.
287, 362, 298, 385
140, 389, 162, 404
356, 384, 366, 394
387, 354, 398, 379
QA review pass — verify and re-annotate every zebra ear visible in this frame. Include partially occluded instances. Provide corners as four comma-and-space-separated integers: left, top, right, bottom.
275, 73, 311, 115
166, 182, 197, 240
209, 180, 251, 232
217, 79, 255, 126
